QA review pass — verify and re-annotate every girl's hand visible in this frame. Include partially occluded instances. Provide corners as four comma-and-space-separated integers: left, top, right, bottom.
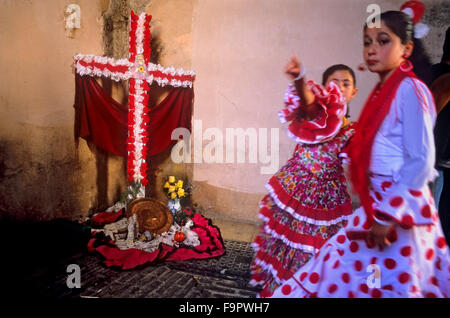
369, 222, 394, 251
284, 56, 302, 80
284, 56, 315, 112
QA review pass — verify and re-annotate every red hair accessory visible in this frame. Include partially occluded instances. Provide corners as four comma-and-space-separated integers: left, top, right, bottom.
400, 0, 425, 24
400, 0, 429, 39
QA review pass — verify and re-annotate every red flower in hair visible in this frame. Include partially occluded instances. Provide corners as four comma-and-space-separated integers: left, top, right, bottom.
400, 0, 425, 25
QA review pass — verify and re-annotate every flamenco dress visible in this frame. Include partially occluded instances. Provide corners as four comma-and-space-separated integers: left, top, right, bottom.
250, 81, 356, 297
271, 73, 450, 298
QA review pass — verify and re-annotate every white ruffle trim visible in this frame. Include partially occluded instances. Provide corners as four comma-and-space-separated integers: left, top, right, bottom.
264, 182, 350, 226
285, 124, 337, 145
74, 54, 196, 88
250, 257, 285, 285
257, 213, 321, 253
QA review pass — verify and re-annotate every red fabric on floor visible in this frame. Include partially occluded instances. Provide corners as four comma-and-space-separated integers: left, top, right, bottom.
89, 214, 225, 269
90, 210, 124, 228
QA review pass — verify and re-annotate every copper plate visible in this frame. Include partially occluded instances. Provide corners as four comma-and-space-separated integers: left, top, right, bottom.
127, 198, 173, 235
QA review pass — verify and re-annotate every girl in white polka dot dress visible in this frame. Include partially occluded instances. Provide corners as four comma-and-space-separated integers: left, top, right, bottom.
271, 1, 450, 298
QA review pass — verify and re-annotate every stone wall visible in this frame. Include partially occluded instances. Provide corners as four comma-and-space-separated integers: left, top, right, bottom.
0, 0, 151, 221
188, 0, 449, 223
0, 0, 103, 221
0, 0, 448, 224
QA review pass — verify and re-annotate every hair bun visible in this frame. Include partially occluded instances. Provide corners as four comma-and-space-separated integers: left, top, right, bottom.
400, 0, 425, 25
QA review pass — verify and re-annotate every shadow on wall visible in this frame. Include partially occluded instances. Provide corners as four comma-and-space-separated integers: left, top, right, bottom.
73, 6, 175, 213
80, 0, 160, 209
73, 0, 197, 217
0, 128, 84, 222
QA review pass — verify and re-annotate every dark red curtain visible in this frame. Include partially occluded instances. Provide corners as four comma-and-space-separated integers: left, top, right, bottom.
74, 73, 193, 157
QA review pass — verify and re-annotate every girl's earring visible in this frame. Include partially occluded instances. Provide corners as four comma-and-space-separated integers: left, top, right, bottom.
400, 59, 413, 72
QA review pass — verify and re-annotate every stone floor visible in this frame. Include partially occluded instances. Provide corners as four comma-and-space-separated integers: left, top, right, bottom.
5, 217, 262, 299
208, 217, 260, 242
18, 239, 260, 298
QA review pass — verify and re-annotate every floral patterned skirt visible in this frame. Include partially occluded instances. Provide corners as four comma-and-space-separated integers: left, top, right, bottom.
250, 194, 346, 297
250, 130, 354, 297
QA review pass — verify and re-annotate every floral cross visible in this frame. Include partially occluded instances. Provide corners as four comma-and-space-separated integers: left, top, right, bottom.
74, 11, 195, 193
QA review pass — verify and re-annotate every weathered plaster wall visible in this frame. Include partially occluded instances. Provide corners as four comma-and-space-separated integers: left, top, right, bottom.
0, 0, 151, 221
140, 0, 196, 206
0, 0, 101, 221
0, 0, 447, 225
189, 0, 449, 223
422, 0, 450, 63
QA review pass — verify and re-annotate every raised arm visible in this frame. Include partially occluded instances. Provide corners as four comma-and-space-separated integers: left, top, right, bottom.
284, 56, 320, 120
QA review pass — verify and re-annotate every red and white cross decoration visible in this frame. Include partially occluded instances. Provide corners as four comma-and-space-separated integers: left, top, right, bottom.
74, 11, 195, 193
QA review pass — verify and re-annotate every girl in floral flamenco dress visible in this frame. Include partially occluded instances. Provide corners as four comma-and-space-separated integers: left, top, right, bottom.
250, 57, 359, 297
271, 1, 450, 298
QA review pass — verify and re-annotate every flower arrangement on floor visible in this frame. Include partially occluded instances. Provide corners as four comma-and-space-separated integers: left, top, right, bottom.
164, 176, 187, 215
88, 177, 199, 253
91, 203, 201, 253
173, 207, 194, 227
102, 181, 145, 213
86, 197, 225, 270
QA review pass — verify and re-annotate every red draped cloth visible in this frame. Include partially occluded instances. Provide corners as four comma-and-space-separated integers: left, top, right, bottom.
74, 74, 225, 268
74, 73, 193, 157
88, 213, 225, 269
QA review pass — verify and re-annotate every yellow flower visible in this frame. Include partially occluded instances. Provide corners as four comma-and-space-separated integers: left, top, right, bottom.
168, 185, 176, 193
163, 182, 170, 189
170, 192, 177, 199
178, 188, 185, 197
176, 180, 184, 189
137, 65, 145, 73
305, 152, 311, 159
168, 176, 176, 183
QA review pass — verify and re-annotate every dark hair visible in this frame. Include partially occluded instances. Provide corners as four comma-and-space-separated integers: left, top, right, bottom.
322, 64, 356, 118
321, 64, 357, 86
365, 10, 433, 85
